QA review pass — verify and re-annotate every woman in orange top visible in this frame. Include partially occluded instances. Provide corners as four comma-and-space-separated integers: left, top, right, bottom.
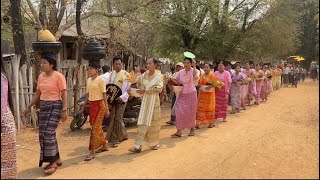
196, 63, 220, 128
22, 53, 67, 175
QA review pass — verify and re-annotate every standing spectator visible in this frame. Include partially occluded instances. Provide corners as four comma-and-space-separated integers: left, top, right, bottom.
1, 51, 17, 179
283, 64, 291, 87
302, 68, 307, 82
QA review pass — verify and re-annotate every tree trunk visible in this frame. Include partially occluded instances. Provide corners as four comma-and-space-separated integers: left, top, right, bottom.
39, 0, 47, 29
107, 0, 116, 64
9, 0, 27, 67
73, 0, 85, 114
47, 0, 59, 34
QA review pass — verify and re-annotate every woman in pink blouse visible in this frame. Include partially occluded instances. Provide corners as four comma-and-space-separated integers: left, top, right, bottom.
171, 58, 199, 137
214, 62, 232, 122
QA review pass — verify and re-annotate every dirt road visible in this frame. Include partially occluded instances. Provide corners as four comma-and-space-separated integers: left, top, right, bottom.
16, 80, 319, 179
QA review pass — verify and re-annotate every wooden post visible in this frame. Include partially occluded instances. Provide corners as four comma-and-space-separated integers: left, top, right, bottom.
19, 67, 27, 127
57, 52, 61, 71
12, 55, 21, 133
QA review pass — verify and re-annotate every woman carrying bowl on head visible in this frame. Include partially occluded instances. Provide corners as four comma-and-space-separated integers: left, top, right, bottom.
22, 53, 67, 175
171, 56, 199, 137
128, 58, 164, 153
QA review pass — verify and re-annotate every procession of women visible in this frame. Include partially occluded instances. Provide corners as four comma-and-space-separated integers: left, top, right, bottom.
1, 49, 305, 178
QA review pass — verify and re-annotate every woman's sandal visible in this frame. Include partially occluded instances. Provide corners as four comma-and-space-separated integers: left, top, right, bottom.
151, 144, 160, 150
166, 121, 175, 125
95, 148, 109, 153
195, 125, 200, 129
111, 143, 119, 148
188, 131, 195, 136
44, 161, 62, 170
128, 147, 142, 153
84, 155, 95, 161
208, 124, 215, 128
170, 133, 182, 138
120, 138, 128, 142
44, 164, 59, 175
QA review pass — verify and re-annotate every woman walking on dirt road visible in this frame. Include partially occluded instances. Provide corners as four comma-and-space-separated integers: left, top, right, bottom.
214, 62, 232, 122
195, 63, 221, 128
128, 58, 164, 153
171, 56, 199, 137
22, 53, 67, 175
81, 61, 109, 161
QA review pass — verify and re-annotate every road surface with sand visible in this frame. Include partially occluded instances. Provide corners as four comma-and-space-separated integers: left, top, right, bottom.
16, 79, 319, 179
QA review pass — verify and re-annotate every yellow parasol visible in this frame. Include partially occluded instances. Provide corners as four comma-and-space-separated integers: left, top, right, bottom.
294, 56, 305, 61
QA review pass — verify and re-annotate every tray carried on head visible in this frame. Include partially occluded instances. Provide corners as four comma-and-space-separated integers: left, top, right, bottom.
32, 41, 62, 53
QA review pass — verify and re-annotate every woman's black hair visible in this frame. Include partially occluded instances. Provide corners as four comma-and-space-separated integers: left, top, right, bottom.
218, 61, 224, 65
42, 53, 57, 70
102, 65, 110, 73
203, 62, 210, 67
89, 60, 101, 69
184, 57, 192, 64
148, 58, 161, 65
113, 56, 123, 64
1, 50, 15, 113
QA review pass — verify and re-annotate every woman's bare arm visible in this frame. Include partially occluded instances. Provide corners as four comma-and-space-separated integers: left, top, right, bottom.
27, 89, 41, 109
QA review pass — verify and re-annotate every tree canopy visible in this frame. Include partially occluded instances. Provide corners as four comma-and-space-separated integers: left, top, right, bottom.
1, 0, 319, 65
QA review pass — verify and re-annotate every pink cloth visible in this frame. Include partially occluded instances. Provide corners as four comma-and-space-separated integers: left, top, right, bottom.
1, 73, 10, 119
230, 73, 246, 109
243, 69, 257, 96
214, 70, 232, 94
175, 69, 198, 94
255, 70, 264, 103
214, 70, 231, 120
175, 91, 197, 130
230, 73, 247, 110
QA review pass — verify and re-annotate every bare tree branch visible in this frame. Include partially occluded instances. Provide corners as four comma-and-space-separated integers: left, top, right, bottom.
55, 0, 164, 39
230, 0, 247, 14
39, 0, 47, 28
57, 0, 68, 26
25, 0, 42, 27
76, 0, 84, 36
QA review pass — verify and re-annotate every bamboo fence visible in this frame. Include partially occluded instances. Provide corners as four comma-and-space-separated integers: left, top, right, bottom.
3, 53, 170, 132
